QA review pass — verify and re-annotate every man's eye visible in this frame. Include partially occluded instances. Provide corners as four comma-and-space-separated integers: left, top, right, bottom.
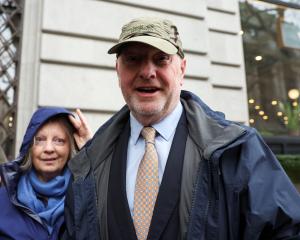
156, 54, 171, 65
123, 55, 140, 64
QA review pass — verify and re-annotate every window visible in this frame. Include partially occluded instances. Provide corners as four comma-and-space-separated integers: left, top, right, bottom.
240, 0, 300, 136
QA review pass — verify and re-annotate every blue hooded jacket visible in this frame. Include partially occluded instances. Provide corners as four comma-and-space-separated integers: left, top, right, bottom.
63, 91, 300, 240
0, 107, 72, 240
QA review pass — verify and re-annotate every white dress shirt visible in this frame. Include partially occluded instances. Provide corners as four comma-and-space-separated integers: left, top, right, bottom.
126, 102, 183, 216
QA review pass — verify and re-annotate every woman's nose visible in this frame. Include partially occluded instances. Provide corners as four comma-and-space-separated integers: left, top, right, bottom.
43, 140, 55, 152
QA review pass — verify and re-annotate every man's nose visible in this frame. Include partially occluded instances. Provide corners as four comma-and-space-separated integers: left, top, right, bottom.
139, 60, 156, 80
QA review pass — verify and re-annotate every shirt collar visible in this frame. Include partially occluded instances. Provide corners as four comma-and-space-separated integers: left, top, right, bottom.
130, 102, 183, 144
130, 115, 144, 145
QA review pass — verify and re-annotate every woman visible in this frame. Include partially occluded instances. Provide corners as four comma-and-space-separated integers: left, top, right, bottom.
0, 107, 91, 239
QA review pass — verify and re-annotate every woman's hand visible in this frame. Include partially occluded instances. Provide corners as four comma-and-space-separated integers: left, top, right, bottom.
68, 109, 93, 149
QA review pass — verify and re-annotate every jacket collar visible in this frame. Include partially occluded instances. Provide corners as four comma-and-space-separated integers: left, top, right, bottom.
180, 90, 247, 160
68, 106, 130, 180
69, 90, 248, 180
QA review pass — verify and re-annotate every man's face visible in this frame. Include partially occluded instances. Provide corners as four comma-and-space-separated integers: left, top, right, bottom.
116, 43, 186, 125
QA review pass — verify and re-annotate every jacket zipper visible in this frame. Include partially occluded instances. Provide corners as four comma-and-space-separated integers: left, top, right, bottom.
186, 155, 216, 240
186, 156, 214, 240
204, 157, 213, 238
186, 159, 202, 239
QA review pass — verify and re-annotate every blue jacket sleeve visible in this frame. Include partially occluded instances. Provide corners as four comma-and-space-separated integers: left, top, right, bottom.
240, 133, 300, 239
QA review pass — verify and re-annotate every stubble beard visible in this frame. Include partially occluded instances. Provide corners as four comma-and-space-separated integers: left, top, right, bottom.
130, 96, 165, 116
126, 93, 178, 125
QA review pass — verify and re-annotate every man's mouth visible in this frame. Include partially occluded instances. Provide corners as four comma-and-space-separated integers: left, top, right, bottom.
136, 87, 159, 93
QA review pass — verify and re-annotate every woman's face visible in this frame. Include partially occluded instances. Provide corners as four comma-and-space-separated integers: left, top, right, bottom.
31, 121, 70, 182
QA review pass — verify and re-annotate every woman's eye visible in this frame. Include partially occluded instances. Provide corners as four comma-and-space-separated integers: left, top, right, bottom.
53, 137, 66, 146
34, 136, 46, 145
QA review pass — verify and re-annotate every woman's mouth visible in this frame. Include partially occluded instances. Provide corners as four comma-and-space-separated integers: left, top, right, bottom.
42, 158, 57, 161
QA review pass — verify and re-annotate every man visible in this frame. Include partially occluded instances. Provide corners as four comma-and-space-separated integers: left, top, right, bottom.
63, 17, 300, 240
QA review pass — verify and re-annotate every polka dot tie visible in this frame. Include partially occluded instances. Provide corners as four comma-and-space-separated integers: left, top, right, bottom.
133, 127, 159, 240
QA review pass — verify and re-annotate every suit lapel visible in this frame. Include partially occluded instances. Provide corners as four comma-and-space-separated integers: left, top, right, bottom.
108, 121, 137, 240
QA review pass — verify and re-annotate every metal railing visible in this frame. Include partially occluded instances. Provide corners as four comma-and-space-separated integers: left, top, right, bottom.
0, 0, 22, 162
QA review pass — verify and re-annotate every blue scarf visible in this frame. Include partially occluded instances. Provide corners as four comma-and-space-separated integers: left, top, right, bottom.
17, 168, 71, 234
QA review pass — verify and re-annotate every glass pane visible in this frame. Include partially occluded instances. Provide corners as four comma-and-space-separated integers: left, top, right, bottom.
240, 0, 300, 136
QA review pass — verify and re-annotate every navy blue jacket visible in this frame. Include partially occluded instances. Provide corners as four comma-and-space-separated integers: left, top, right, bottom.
64, 91, 300, 240
0, 107, 71, 240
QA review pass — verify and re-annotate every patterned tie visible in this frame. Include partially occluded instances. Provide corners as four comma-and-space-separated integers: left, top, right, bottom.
133, 127, 159, 240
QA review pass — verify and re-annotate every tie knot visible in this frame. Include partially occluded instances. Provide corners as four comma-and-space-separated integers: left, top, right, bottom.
141, 127, 156, 143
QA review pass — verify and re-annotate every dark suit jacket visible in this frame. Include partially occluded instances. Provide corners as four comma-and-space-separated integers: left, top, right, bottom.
107, 111, 188, 240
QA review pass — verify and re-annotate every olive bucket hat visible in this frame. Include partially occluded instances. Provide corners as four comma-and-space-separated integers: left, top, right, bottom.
107, 17, 184, 58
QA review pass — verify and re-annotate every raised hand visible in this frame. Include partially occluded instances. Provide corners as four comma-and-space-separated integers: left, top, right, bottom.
69, 109, 93, 149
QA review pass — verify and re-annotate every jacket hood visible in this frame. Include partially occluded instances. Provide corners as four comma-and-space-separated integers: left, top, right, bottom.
18, 107, 73, 159
0, 107, 73, 210
180, 90, 248, 159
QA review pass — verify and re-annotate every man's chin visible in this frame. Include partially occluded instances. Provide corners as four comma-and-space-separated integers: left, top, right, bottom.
132, 106, 163, 116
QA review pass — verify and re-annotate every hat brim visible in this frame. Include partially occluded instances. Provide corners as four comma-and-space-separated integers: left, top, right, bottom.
107, 35, 178, 55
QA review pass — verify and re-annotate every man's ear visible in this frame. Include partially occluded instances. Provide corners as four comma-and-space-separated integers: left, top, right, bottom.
179, 58, 186, 86
181, 58, 186, 77
116, 60, 121, 87
115, 59, 119, 72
